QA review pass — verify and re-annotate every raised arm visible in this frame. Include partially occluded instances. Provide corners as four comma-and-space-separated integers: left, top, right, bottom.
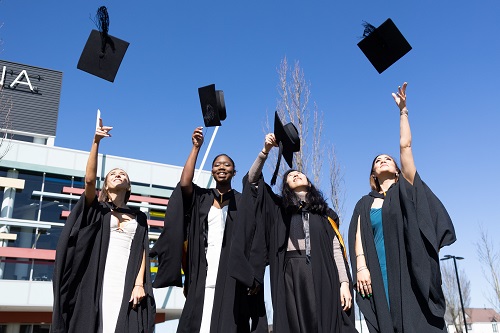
392, 82, 416, 185
180, 127, 204, 198
248, 133, 277, 184
84, 118, 112, 206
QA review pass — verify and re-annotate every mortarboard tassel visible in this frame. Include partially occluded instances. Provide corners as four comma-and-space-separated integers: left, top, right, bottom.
94, 6, 115, 57
270, 141, 284, 186
361, 21, 376, 38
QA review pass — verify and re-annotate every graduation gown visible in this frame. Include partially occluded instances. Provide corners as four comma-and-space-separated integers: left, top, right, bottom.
231, 176, 356, 333
151, 183, 268, 333
348, 172, 456, 333
51, 194, 156, 333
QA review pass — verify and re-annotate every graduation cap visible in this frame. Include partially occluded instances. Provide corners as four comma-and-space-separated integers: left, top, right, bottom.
77, 6, 130, 82
271, 111, 300, 186
198, 84, 226, 127
357, 18, 412, 74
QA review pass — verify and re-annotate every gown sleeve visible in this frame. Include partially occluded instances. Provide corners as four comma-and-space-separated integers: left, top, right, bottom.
230, 174, 275, 287
150, 183, 186, 288
52, 194, 105, 332
399, 171, 456, 317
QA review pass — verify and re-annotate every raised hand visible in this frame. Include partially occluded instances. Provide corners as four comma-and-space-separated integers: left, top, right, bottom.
192, 127, 204, 148
263, 133, 278, 154
392, 82, 408, 111
95, 118, 113, 143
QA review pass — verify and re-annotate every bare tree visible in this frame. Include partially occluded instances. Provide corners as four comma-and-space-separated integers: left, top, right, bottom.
266, 57, 345, 218
0, 87, 13, 159
442, 261, 471, 333
0, 23, 13, 158
328, 145, 345, 221
275, 57, 311, 175
476, 225, 500, 312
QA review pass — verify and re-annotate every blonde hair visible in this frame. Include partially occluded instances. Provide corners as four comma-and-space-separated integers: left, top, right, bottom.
98, 168, 131, 203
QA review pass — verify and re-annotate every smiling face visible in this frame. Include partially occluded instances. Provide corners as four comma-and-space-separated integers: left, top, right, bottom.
98, 168, 132, 203
105, 168, 131, 191
211, 154, 235, 185
285, 170, 310, 192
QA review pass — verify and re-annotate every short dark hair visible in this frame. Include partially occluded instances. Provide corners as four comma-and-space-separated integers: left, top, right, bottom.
212, 154, 236, 172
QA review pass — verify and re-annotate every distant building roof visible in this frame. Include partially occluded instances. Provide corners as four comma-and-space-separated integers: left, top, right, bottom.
466, 308, 500, 323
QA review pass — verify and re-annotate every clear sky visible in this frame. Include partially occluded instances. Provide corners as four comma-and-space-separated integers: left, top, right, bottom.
1, 0, 499, 314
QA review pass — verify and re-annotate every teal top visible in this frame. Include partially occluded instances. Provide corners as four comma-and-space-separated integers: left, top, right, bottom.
370, 208, 389, 307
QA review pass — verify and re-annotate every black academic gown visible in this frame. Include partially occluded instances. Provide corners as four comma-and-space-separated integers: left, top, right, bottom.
51, 195, 156, 333
348, 172, 456, 333
151, 183, 268, 333
231, 177, 356, 333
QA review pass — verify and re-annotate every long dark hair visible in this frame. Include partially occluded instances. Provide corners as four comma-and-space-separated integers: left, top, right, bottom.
369, 154, 401, 191
281, 169, 328, 215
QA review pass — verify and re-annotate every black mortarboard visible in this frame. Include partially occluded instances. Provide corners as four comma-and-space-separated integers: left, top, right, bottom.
77, 7, 129, 82
198, 84, 226, 127
271, 111, 300, 185
357, 18, 412, 74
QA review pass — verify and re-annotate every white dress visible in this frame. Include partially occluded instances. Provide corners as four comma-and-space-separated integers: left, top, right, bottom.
98, 215, 138, 333
199, 205, 228, 333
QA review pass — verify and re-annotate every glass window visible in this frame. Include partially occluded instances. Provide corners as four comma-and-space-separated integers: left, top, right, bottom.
38, 197, 71, 223
8, 133, 36, 143
493, 323, 498, 333
32, 259, 54, 281
33, 325, 51, 333
40, 174, 81, 223
0, 257, 30, 280
20, 324, 51, 333
8, 226, 36, 248
34, 225, 62, 251
0, 257, 54, 281
11, 171, 43, 221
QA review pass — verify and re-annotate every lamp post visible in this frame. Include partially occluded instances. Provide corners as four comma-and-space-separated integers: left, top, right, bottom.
441, 255, 468, 333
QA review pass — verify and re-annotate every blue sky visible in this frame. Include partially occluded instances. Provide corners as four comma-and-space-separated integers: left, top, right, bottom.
2, 0, 500, 312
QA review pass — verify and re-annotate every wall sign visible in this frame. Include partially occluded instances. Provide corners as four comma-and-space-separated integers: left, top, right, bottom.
0, 66, 40, 92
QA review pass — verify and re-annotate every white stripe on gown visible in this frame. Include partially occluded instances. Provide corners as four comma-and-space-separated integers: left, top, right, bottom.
98, 215, 138, 333
199, 205, 228, 333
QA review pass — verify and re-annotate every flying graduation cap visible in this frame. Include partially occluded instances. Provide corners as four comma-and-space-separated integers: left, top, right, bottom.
357, 18, 412, 74
271, 111, 300, 186
77, 6, 130, 82
198, 84, 226, 127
